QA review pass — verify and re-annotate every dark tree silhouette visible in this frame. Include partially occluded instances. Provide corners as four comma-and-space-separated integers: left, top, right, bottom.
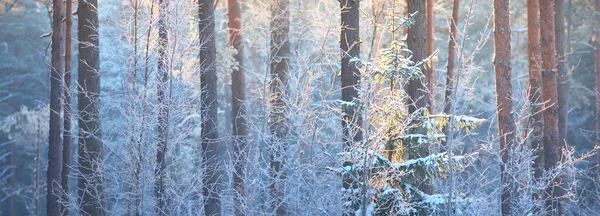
155, 0, 170, 214
227, 0, 248, 215
339, 0, 361, 214
47, 0, 65, 215
555, 0, 569, 148
61, 0, 73, 214
269, 0, 290, 215
199, 0, 221, 215
77, 0, 106, 214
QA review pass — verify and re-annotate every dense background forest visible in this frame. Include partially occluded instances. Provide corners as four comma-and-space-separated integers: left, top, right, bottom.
1, 0, 600, 215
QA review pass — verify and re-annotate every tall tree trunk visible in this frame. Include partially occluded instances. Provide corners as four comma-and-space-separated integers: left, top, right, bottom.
269, 0, 290, 215
493, 0, 516, 215
339, 0, 361, 214
47, 0, 65, 214
61, 0, 73, 214
227, 0, 248, 215
405, 0, 432, 196
527, 0, 544, 207
199, 0, 221, 215
426, 0, 434, 111
406, 0, 430, 114
77, 0, 105, 214
155, 0, 169, 214
540, 1, 564, 214
444, 0, 459, 116
555, 0, 568, 148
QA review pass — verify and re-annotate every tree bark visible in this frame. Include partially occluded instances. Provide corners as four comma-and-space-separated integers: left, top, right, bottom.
405, 0, 432, 196
155, 0, 170, 214
269, 0, 290, 215
493, 0, 516, 215
47, 0, 65, 214
406, 0, 430, 114
444, 0, 460, 116
227, 0, 248, 215
540, 0, 564, 214
199, 0, 221, 215
527, 0, 544, 207
339, 1, 361, 214
61, 0, 73, 214
77, 0, 105, 214
555, 0, 568, 148
426, 0, 434, 112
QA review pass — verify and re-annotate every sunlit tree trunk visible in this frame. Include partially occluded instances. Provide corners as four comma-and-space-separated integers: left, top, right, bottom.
198, 0, 221, 215
426, 0, 434, 111
493, 0, 516, 215
555, 0, 568, 148
269, 0, 290, 215
77, 0, 105, 214
540, 0, 564, 214
61, 0, 73, 214
444, 0, 459, 116
227, 0, 248, 215
47, 0, 65, 214
155, 0, 170, 214
527, 0, 544, 207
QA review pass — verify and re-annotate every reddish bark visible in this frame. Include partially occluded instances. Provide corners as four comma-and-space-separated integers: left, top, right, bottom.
444, 0, 460, 116
527, 0, 544, 205
426, 0, 434, 111
493, 0, 516, 215
540, 0, 564, 214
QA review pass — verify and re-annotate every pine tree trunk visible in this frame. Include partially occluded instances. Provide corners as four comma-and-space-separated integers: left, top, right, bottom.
540, 0, 564, 214
493, 0, 516, 215
269, 0, 290, 215
227, 0, 248, 215
47, 0, 65, 214
555, 0, 569, 148
444, 0, 460, 116
405, 0, 432, 196
406, 0, 430, 114
77, 0, 105, 214
199, 0, 221, 215
61, 0, 73, 214
339, 0, 361, 214
155, 0, 169, 214
527, 0, 544, 207
426, 0, 435, 111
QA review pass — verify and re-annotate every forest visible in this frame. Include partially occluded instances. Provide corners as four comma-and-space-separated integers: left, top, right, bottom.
1, 0, 600, 215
